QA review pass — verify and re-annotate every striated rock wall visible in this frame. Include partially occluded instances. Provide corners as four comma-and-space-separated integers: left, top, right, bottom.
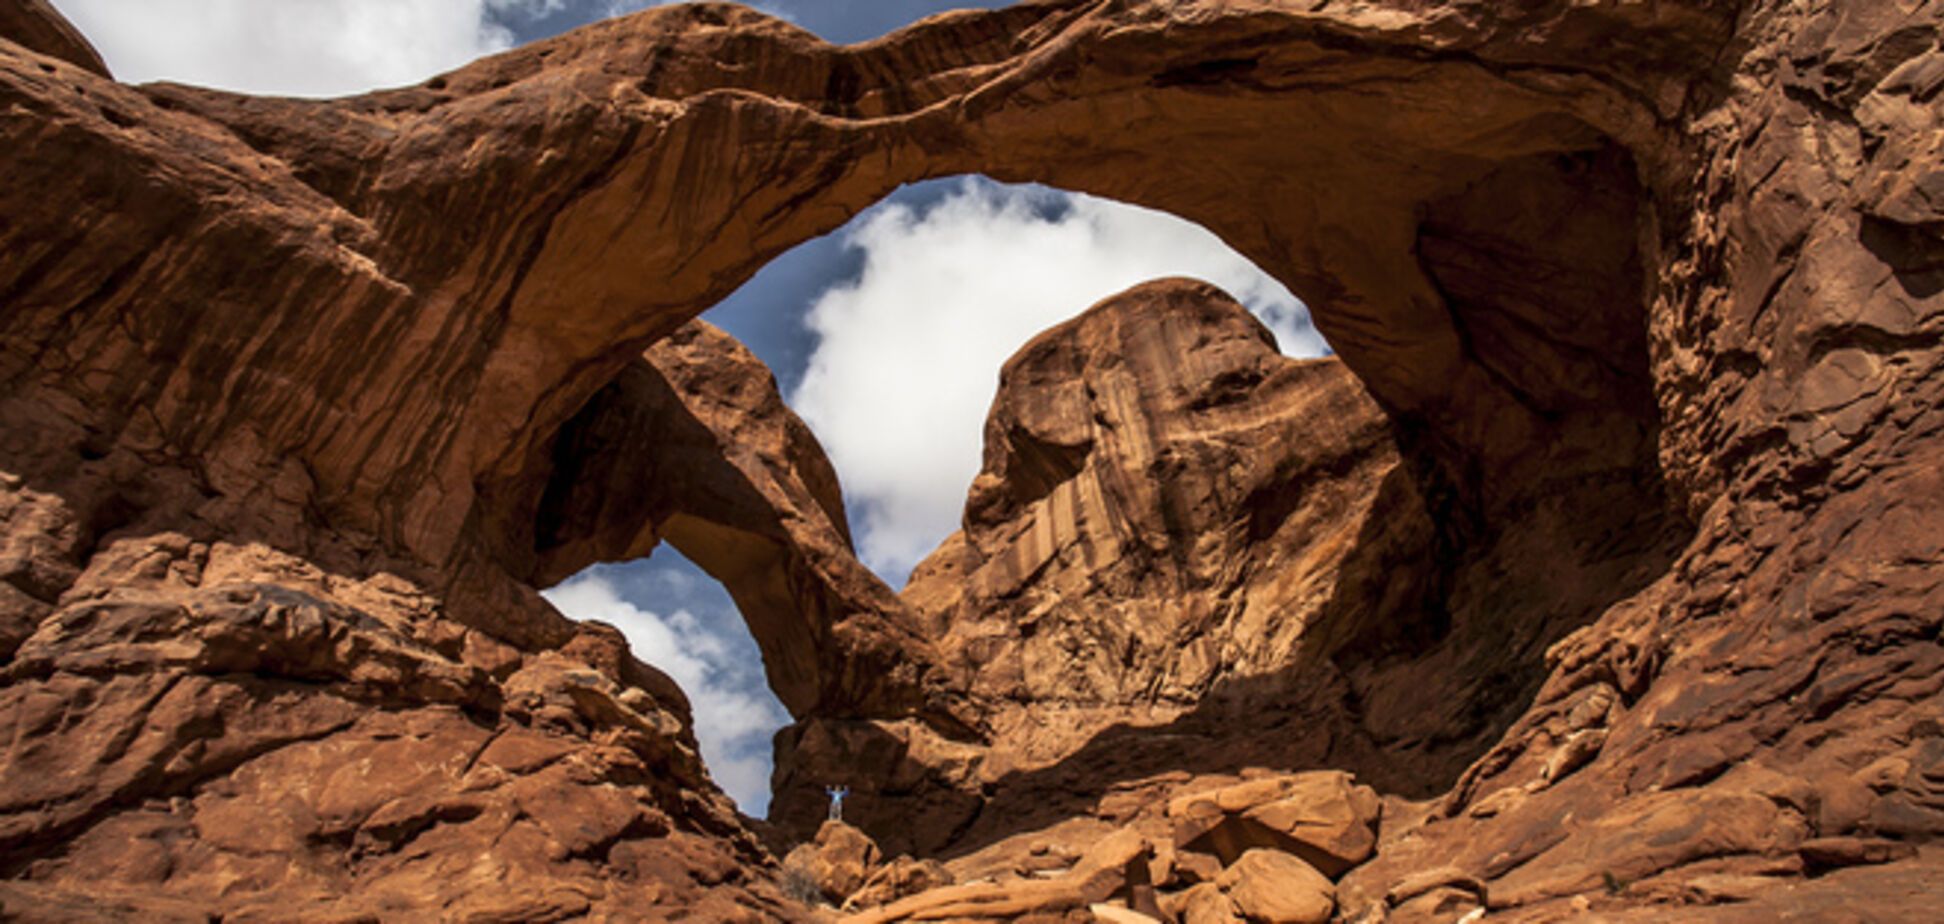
774, 276, 1683, 874
1, 0, 1941, 919
774, 279, 1431, 853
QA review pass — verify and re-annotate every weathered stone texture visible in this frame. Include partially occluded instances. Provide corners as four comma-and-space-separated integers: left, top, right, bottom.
2, 0, 1941, 918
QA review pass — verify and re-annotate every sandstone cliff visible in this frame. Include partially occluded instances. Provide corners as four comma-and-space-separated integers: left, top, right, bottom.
2, 0, 1942, 920
0, 318, 856, 919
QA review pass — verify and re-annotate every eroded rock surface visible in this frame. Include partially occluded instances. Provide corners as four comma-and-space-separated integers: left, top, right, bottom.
2, 0, 1942, 919
0, 548, 800, 920
533, 320, 959, 726
774, 276, 1681, 863
0, 0, 105, 76
783, 820, 881, 905
836, 767, 1374, 923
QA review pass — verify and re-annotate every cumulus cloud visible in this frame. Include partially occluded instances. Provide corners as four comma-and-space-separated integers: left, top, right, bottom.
50, 0, 520, 97
790, 178, 1327, 584
48, 0, 799, 98
542, 561, 789, 815
492, 0, 569, 18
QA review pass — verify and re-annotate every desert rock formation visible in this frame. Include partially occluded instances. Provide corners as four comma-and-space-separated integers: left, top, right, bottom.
0, 0, 101, 76
3, 0, 1943, 920
773, 279, 1453, 857
0, 320, 843, 917
535, 320, 964, 729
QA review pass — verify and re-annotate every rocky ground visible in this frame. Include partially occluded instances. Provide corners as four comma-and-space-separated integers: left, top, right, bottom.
2, 0, 1941, 921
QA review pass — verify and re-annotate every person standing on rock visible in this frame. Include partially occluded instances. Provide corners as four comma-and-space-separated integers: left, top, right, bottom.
826, 785, 849, 821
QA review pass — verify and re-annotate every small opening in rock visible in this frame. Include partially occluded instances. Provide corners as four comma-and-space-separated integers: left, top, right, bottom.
542, 546, 789, 816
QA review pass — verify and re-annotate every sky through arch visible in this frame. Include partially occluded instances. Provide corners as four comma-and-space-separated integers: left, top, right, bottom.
711, 176, 1327, 585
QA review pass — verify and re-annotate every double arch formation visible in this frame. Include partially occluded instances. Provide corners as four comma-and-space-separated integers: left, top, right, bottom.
6, 0, 1939, 903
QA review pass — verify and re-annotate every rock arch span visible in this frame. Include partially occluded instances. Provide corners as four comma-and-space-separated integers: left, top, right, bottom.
4, 0, 1942, 918
6, 0, 1693, 704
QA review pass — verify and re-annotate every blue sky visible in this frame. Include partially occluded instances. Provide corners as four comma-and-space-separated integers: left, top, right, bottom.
498, 0, 1011, 46
50, 0, 1326, 817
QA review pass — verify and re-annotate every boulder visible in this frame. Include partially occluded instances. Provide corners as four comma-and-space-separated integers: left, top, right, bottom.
1169, 772, 1382, 877
846, 856, 953, 910
1217, 850, 1335, 924
1090, 904, 1165, 924
784, 820, 883, 905
1167, 884, 1243, 924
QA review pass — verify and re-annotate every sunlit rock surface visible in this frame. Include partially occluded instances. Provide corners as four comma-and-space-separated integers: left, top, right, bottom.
3, 0, 1943, 919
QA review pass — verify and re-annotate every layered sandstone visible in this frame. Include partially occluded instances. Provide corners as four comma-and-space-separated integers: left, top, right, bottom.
773, 279, 1430, 853
0, 327, 839, 918
534, 320, 961, 729
2, 0, 1942, 920
0, 1, 102, 76
834, 767, 1381, 923
774, 276, 1683, 866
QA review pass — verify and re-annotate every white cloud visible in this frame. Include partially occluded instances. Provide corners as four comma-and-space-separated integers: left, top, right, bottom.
50, 0, 513, 96
790, 178, 1326, 584
50, 0, 798, 97
542, 566, 789, 815
603, 0, 666, 15
490, 0, 568, 18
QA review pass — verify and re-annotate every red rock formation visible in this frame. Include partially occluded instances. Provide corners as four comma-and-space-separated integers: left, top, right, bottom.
0, 1, 105, 76
771, 279, 1440, 853
773, 275, 1683, 867
0, 0, 1940, 919
531, 320, 960, 727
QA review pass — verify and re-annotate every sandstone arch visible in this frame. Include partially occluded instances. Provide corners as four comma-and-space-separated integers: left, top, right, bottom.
6, 0, 1701, 705
4, 0, 1943, 918
528, 318, 945, 725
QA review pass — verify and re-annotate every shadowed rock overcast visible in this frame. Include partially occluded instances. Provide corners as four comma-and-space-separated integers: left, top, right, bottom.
3, 0, 1942, 920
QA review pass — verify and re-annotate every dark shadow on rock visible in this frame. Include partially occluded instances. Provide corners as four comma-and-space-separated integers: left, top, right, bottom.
1860, 215, 1944, 300
909, 439, 1692, 860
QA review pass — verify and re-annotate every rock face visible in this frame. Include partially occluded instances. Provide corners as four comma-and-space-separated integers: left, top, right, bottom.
3, 0, 1943, 920
775, 277, 1681, 859
772, 280, 1425, 850
534, 320, 961, 728
913, 279, 1403, 709
0, 325, 846, 917
0, 558, 797, 920
0, 1, 105, 76
837, 767, 1374, 923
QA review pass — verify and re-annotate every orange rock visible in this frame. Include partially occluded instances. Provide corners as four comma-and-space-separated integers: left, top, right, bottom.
0, 0, 108, 75
1169, 771, 1382, 877
1090, 903, 1165, 924
1171, 883, 1243, 924
846, 856, 953, 910
537, 321, 960, 725
784, 820, 883, 905
841, 878, 1090, 924
3, 0, 1944, 919
1216, 850, 1335, 924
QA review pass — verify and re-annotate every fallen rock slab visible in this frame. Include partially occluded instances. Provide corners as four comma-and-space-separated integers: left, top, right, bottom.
1218, 849, 1335, 924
